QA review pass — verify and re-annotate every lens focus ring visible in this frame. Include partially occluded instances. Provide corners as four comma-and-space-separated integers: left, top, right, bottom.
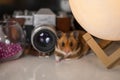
31, 25, 57, 53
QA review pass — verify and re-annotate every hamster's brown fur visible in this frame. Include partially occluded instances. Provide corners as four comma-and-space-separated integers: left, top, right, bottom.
55, 30, 89, 62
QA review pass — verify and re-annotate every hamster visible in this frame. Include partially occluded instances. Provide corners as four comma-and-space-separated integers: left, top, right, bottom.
54, 30, 89, 62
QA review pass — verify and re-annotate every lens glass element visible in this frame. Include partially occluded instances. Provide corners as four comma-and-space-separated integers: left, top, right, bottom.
38, 32, 51, 47
33, 29, 56, 53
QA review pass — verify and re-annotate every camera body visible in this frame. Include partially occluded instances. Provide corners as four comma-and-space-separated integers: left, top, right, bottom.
32, 8, 57, 54
13, 8, 57, 55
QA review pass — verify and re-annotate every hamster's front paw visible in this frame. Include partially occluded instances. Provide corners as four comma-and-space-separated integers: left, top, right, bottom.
55, 55, 63, 62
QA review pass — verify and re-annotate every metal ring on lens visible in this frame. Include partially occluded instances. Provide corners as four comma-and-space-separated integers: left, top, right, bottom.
31, 25, 57, 53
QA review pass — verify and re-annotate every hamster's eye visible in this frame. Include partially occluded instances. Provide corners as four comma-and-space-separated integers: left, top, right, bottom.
61, 42, 65, 47
69, 42, 73, 47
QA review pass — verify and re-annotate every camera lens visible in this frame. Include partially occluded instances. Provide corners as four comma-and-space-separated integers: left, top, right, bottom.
37, 32, 51, 47
32, 29, 56, 53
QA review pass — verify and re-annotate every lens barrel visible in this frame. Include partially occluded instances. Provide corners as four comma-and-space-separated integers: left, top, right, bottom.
31, 25, 57, 53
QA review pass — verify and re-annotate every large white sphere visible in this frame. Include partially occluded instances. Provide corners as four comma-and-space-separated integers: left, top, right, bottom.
69, 0, 120, 41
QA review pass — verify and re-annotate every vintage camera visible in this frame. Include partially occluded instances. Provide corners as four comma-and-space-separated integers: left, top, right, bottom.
13, 9, 57, 55
13, 10, 35, 43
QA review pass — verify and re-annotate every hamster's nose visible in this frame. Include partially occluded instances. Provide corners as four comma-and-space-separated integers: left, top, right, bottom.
64, 48, 70, 54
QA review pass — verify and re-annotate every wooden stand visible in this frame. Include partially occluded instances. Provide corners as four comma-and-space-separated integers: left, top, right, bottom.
83, 33, 120, 69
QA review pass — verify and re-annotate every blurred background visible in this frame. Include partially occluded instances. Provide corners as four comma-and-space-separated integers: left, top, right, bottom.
0, 0, 61, 19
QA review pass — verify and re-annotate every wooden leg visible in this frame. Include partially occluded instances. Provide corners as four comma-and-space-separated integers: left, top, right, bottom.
83, 33, 120, 69
98, 40, 112, 49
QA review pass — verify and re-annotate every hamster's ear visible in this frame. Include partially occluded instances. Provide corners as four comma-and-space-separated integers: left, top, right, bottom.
57, 31, 63, 39
72, 31, 80, 40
